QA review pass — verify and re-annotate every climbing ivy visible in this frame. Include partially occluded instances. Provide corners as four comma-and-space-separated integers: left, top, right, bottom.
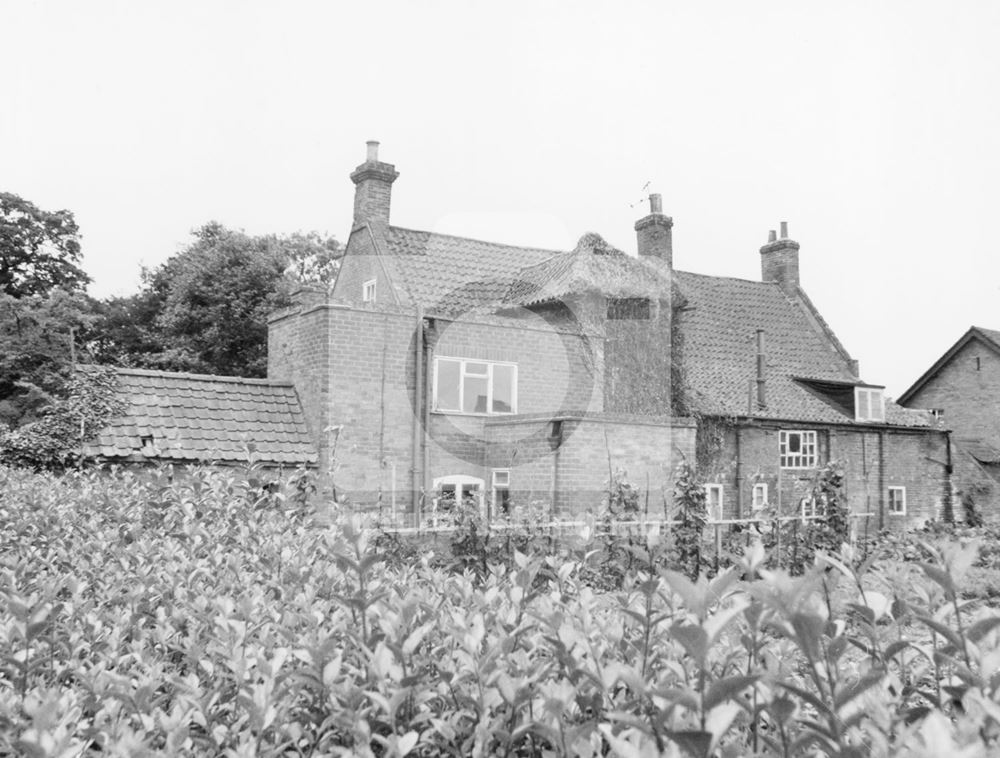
0, 366, 126, 470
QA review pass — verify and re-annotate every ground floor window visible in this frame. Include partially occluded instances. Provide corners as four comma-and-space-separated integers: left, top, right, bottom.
751, 482, 768, 511
888, 486, 906, 515
800, 494, 825, 520
432, 475, 484, 517
706, 484, 724, 521
491, 470, 511, 518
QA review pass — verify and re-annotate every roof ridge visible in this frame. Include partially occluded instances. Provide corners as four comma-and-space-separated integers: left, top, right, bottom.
388, 224, 565, 255
112, 367, 296, 387
971, 326, 1000, 349
674, 269, 781, 287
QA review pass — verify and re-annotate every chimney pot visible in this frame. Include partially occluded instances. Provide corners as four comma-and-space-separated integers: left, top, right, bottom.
366, 140, 379, 162
768, 229, 777, 243
780, 221, 788, 239
649, 193, 662, 214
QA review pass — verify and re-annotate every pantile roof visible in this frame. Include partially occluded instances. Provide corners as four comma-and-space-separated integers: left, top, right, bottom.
362, 223, 929, 428
382, 226, 557, 315
82, 368, 317, 465
671, 271, 929, 426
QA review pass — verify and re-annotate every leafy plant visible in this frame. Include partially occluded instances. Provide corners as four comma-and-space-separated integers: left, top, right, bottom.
2, 464, 1000, 756
0, 365, 126, 469
673, 460, 708, 580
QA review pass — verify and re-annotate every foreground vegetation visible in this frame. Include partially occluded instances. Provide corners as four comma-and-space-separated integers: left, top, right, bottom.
2, 465, 1000, 756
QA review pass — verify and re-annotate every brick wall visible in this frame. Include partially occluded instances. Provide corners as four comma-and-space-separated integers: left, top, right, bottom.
267, 299, 331, 444
901, 338, 1000, 516
702, 420, 949, 531
269, 299, 614, 513
485, 414, 696, 518
330, 226, 396, 308
903, 338, 1000, 450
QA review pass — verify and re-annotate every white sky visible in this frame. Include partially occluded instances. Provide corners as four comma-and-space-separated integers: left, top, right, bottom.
4, 1, 1000, 397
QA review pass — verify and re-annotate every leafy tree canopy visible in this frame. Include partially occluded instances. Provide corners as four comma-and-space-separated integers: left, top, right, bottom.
0, 192, 89, 298
91, 223, 341, 377
0, 288, 100, 429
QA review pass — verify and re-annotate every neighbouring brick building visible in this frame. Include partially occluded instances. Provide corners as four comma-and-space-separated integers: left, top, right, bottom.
897, 326, 1000, 515
261, 142, 951, 528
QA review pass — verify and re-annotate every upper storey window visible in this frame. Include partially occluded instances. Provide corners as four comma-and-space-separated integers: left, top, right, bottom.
780, 430, 817, 469
433, 357, 517, 415
362, 279, 376, 303
855, 387, 885, 422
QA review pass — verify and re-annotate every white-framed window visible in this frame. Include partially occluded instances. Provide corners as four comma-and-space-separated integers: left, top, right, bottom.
855, 387, 885, 422
433, 357, 517, 415
491, 469, 511, 518
362, 279, 377, 303
780, 430, 818, 469
801, 494, 825, 520
706, 484, 724, 521
752, 482, 769, 511
888, 486, 906, 516
432, 475, 484, 514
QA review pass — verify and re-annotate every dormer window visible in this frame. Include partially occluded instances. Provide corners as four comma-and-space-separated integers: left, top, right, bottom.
362, 279, 376, 303
855, 387, 885, 422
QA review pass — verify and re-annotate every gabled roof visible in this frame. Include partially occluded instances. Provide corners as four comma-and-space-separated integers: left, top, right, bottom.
673, 271, 929, 427
898, 326, 1000, 405
83, 368, 317, 465
381, 225, 558, 315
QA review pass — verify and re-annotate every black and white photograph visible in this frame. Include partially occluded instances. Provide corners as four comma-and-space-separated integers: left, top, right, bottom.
3, 2, 1000, 755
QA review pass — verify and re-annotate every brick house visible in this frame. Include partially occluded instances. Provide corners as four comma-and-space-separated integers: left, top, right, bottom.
263, 142, 951, 528
897, 326, 1000, 514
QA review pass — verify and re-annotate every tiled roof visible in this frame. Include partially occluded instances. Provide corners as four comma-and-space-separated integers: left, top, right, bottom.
503, 233, 675, 307
82, 368, 317, 465
369, 223, 927, 428
383, 226, 557, 315
957, 438, 1000, 465
673, 271, 929, 427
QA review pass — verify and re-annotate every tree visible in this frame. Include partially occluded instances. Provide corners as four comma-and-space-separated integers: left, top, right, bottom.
90, 223, 342, 378
0, 365, 126, 470
0, 192, 89, 298
0, 288, 99, 429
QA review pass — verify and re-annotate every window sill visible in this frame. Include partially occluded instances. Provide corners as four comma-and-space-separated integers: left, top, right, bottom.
432, 409, 517, 418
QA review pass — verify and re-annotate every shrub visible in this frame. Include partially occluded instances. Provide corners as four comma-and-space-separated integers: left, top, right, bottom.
2, 464, 1000, 756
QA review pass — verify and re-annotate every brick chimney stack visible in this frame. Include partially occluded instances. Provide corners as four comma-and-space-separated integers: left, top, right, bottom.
634, 193, 673, 267
350, 140, 399, 227
760, 221, 800, 295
